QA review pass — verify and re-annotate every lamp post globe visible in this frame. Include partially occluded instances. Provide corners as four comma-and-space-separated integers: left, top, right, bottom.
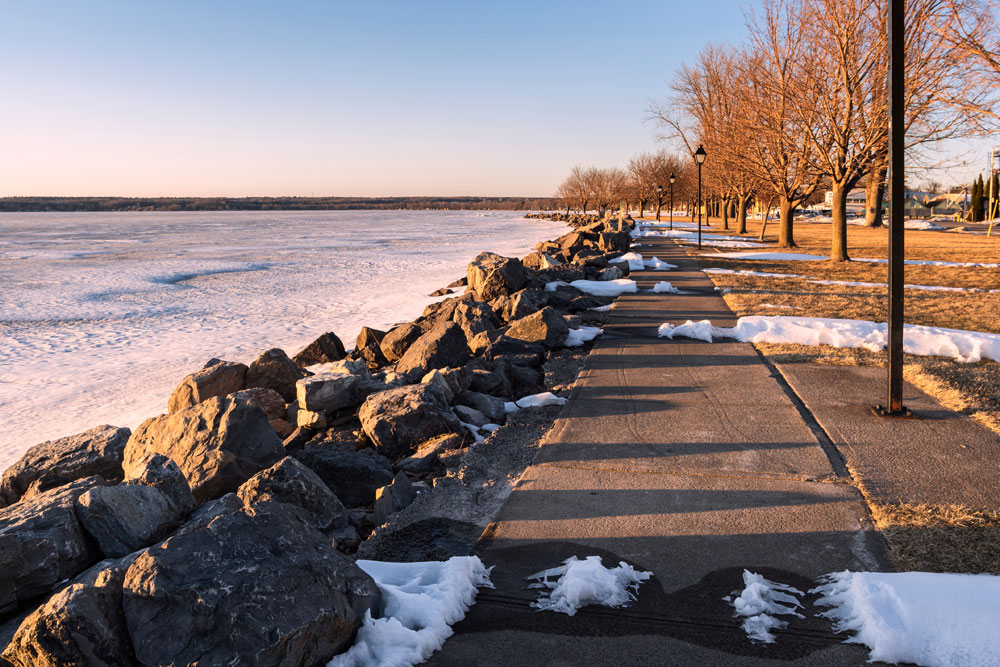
668, 173, 675, 230
693, 145, 707, 248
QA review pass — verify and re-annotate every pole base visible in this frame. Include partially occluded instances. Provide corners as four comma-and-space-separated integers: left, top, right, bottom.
871, 404, 917, 419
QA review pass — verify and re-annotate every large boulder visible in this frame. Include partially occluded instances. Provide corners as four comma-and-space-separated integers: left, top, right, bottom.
505, 306, 571, 349
75, 483, 181, 559
238, 457, 348, 532
467, 252, 528, 301
296, 373, 361, 414
2, 556, 138, 667
598, 230, 631, 253
230, 387, 287, 421
452, 301, 500, 342
481, 335, 547, 368
493, 288, 547, 324
246, 348, 307, 402
355, 327, 389, 368
455, 390, 507, 424
167, 359, 248, 414
292, 332, 347, 367
379, 323, 424, 363
395, 321, 470, 381
123, 452, 196, 515
0, 477, 105, 613
0, 425, 130, 507
522, 251, 565, 271
123, 396, 284, 503
291, 445, 393, 508
359, 384, 462, 459
122, 502, 380, 667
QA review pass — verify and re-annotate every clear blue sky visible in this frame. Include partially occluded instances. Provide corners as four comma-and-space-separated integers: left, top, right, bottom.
0, 1, 750, 197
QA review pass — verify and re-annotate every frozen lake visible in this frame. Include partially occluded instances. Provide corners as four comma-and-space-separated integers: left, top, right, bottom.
0, 210, 567, 469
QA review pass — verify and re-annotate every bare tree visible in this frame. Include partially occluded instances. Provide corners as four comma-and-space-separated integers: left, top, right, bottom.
628, 153, 657, 218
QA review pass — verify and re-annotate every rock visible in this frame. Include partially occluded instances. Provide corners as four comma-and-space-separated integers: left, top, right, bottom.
373, 472, 416, 526
469, 366, 512, 398
454, 405, 488, 427
564, 314, 583, 329
481, 335, 547, 368
121, 502, 380, 667
167, 359, 248, 414
296, 372, 361, 413
75, 483, 181, 558
395, 321, 470, 381
429, 288, 453, 296
0, 477, 105, 613
505, 306, 571, 349
494, 288, 547, 323
396, 433, 465, 475
2, 556, 138, 667
455, 390, 507, 424
330, 525, 361, 554
123, 452, 196, 515
305, 426, 367, 451
467, 252, 528, 301
421, 369, 454, 403
123, 395, 284, 503
355, 327, 389, 368
571, 248, 607, 267
607, 258, 630, 276
292, 445, 394, 508
358, 384, 462, 459
269, 418, 296, 438
598, 230, 631, 253
282, 425, 314, 450
509, 364, 545, 398
324, 357, 372, 380
297, 409, 328, 429
438, 366, 472, 395
452, 300, 500, 341
292, 332, 347, 367
175, 493, 243, 536
230, 387, 287, 421
237, 457, 348, 532
379, 323, 424, 362
245, 348, 308, 402
522, 251, 564, 271
0, 425, 130, 507
600, 265, 623, 281
447, 276, 468, 288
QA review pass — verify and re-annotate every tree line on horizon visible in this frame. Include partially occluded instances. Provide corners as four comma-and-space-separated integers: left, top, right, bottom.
559, 0, 1000, 262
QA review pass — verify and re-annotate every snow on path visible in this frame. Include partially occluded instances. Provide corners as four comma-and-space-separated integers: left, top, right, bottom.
527, 556, 652, 616
702, 267, 998, 293
706, 251, 1000, 268
726, 570, 805, 644
328, 557, 493, 667
658, 315, 1000, 363
814, 571, 1000, 667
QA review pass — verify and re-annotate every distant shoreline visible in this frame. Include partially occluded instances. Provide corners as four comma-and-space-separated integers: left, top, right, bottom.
0, 196, 559, 213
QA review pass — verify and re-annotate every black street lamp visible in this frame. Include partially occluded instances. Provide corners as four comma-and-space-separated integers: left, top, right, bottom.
656, 184, 663, 222
669, 173, 676, 231
693, 145, 707, 249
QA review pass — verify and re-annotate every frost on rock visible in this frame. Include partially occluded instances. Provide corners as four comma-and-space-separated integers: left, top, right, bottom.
813, 570, 1000, 667
728, 570, 804, 644
329, 557, 493, 667
650, 282, 680, 294
565, 326, 604, 347
527, 555, 652, 616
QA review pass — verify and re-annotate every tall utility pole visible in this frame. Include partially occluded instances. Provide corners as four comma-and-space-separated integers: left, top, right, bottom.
876, 0, 910, 417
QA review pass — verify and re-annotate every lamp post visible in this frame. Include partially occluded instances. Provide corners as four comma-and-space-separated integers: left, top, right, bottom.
656, 184, 663, 222
669, 173, 675, 230
693, 145, 707, 249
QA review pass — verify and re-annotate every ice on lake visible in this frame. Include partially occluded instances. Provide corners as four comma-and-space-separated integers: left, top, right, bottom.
0, 210, 567, 469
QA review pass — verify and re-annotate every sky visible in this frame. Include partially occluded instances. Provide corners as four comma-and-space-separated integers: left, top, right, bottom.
0, 1, 751, 197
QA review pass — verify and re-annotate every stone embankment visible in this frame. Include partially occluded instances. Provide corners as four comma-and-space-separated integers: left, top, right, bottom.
0, 213, 634, 666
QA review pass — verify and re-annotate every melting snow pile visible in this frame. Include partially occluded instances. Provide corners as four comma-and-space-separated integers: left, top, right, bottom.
814, 571, 1000, 667
527, 556, 652, 616
727, 570, 804, 644
658, 315, 1000, 363
616, 252, 647, 271
904, 219, 946, 231
650, 281, 680, 294
644, 256, 677, 270
565, 326, 604, 347
329, 557, 493, 667
504, 391, 568, 413
568, 279, 638, 297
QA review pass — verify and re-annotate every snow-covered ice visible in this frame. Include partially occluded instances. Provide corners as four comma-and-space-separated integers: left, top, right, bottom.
527, 556, 652, 616
565, 326, 604, 347
728, 570, 804, 644
658, 316, 1000, 363
813, 570, 1000, 667
650, 281, 680, 294
0, 210, 568, 470
328, 557, 493, 667
568, 279, 638, 297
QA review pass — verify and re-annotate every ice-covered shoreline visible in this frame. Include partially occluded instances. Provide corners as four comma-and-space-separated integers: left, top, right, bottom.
0, 210, 568, 469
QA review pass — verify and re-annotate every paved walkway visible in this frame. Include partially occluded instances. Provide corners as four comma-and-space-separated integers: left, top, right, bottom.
428, 232, 1000, 666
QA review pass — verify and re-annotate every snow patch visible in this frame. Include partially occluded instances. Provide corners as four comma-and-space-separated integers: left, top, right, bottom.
527, 556, 652, 616
650, 281, 680, 294
728, 570, 804, 644
515, 392, 568, 409
702, 251, 829, 261
644, 256, 677, 270
329, 557, 493, 667
616, 252, 646, 271
565, 326, 604, 347
569, 279, 638, 297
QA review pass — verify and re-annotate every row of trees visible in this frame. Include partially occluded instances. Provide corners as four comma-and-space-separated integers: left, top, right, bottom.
643, 0, 999, 261
969, 172, 1000, 222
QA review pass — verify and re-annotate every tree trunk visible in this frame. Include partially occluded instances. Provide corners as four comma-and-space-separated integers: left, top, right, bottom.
655, 197, 662, 222
830, 181, 850, 262
737, 194, 748, 234
865, 165, 886, 228
778, 197, 797, 248
639, 200, 645, 219
721, 198, 730, 230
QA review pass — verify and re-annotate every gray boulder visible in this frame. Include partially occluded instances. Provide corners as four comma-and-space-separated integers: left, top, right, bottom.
600, 265, 624, 281
455, 390, 507, 423
2, 555, 138, 667
292, 332, 347, 367
355, 326, 389, 368
122, 502, 380, 667
452, 300, 500, 341
75, 483, 181, 558
123, 395, 284, 502
481, 335, 547, 368
379, 323, 424, 362
493, 288, 547, 324
296, 372, 360, 413
421, 369, 454, 403
0, 425, 130, 507
123, 452, 197, 514
246, 348, 308, 402
522, 251, 564, 271
469, 366, 513, 398
396, 433, 466, 475
291, 445, 394, 508
373, 472, 417, 526
395, 321, 470, 381
167, 358, 248, 414
238, 457, 348, 532
359, 384, 463, 459
454, 405, 488, 427
230, 387, 287, 421
505, 306, 571, 349
467, 252, 528, 301
0, 477, 105, 613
